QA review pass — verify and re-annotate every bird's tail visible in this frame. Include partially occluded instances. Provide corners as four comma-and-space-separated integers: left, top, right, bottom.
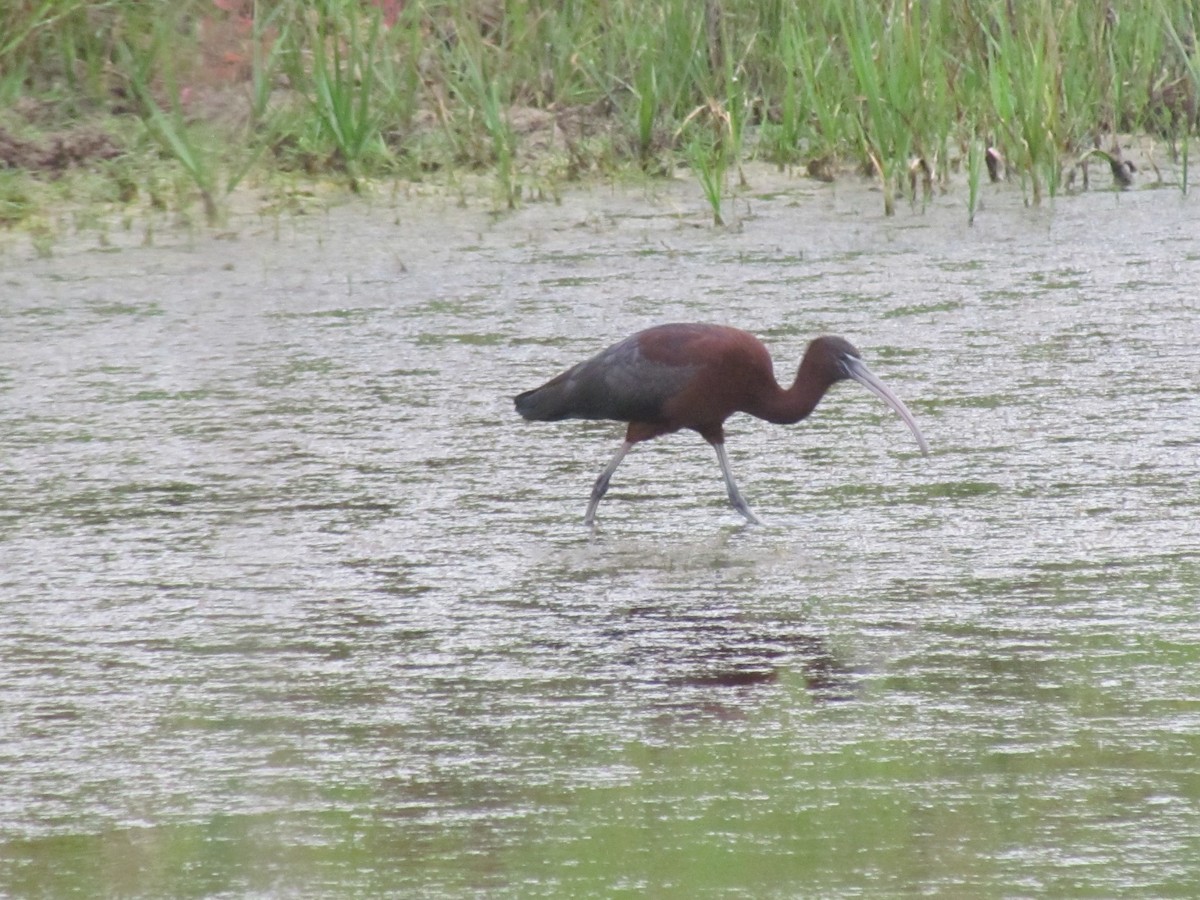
514, 384, 566, 421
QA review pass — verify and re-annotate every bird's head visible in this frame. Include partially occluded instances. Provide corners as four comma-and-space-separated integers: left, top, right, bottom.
799, 335, 863, 384
805, 335, 929, 456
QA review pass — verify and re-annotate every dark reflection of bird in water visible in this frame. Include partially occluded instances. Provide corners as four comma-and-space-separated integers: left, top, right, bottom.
609, 606, 859, 707
678, 630, 858, 705
796, 645, 858, 703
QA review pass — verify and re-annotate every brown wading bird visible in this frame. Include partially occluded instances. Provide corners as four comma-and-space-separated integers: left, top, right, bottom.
515, 323, 929, 526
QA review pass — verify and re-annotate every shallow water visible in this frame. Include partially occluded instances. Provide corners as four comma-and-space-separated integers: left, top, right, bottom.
2, 168, 1200, 896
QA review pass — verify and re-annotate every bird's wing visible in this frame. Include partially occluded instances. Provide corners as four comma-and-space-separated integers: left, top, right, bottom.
584, 334, 699, 422
518, 334, 697, 423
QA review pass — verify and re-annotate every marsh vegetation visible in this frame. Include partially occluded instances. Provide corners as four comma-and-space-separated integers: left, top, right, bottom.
1, 0, 1198, 228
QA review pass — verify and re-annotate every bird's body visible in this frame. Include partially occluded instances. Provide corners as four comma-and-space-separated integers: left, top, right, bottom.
515, 323, 928, 525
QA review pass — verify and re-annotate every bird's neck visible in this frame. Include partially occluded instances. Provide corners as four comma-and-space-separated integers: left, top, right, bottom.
755, 371, 831, 425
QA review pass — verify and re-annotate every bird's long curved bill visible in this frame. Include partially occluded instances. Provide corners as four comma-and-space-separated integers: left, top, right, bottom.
844, 359, 930, 456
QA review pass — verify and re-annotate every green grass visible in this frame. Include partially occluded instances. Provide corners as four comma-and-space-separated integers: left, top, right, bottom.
966, 137, 984, 225
1, 0, 1198, 221
687, 131, 727, 226
0, 170, 36, 226
304, 6, 387, 189
118, 35, 222, 224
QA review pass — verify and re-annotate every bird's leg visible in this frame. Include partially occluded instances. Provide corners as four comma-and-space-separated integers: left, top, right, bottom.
585, 440, 632, 526
713, 442, 763, 525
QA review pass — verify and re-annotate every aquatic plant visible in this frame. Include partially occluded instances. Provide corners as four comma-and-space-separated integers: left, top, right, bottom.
1162, 10, 1200, 194
117, 33, 223, 224
301, 4, 387, 189
687, 132, 726, 227
966, 138, 985, 226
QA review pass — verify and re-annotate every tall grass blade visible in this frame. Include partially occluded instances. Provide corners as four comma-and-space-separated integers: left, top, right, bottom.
967, 138, 984, 225
117, 39, 219, 224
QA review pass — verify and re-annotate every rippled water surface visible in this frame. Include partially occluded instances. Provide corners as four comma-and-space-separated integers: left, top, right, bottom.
3, 169, 1200, 896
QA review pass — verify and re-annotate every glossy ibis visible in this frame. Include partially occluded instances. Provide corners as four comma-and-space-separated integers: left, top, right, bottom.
515, 324, 928, 525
